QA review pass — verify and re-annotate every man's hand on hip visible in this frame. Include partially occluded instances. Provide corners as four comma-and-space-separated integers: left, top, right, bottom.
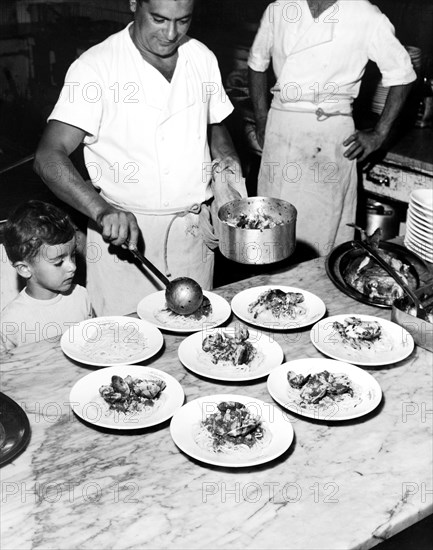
342, 129, 386, 162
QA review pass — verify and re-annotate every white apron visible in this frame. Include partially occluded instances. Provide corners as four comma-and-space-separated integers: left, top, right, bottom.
258, 108, 357, 257
86, 206, 215, 316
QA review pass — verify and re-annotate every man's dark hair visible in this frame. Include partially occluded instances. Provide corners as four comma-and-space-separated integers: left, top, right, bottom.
3, 200, 76, 264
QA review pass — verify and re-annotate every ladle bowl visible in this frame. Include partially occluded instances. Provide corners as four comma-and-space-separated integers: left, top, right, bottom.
165, 277, 204, 315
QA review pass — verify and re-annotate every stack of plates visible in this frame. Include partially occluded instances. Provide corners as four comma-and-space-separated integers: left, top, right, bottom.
371, 82, 389, 115
371, 46, 422, 115
404, 189, 433, 262
405, 46, 423, 73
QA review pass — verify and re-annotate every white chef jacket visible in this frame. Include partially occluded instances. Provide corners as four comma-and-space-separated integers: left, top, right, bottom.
248, 0, 416, 112
49, 24, 233, 212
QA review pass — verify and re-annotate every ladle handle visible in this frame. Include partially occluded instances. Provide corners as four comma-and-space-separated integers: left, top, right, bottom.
129, 248, 171, 287
352, 240, 423, 310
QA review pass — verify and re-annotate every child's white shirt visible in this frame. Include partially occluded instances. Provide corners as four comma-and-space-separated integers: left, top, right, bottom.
1, 284, 93, 350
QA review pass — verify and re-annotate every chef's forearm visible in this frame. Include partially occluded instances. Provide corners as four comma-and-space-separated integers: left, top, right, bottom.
374, 83, 413, 140
248, 67, 269, 123
209, 122, 240, 164
33, 149, 109, 224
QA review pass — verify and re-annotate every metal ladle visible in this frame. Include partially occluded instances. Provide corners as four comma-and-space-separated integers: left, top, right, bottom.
128, 247, 203, 315
129, 247, 171, 287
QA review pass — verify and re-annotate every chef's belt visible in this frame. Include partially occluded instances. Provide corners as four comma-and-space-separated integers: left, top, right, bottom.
269, 94, 353, 121
100, 196, 218, 278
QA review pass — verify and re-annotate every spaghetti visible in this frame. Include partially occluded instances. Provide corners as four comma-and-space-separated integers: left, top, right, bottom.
78, 321, 148, 362
194, 401, 271, 456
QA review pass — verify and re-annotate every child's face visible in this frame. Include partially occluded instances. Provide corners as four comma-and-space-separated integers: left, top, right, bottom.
26, 237, 77, 299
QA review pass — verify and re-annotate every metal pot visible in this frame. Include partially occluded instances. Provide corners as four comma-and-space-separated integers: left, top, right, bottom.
217, 196, 297, 265
365, 198, 400, 241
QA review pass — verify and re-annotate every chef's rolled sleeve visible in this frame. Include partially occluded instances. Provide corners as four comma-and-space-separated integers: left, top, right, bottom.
48, 59, 103, 144
207, 52, 234, 123
247, 6, 274, 72
368, 14, 417, 87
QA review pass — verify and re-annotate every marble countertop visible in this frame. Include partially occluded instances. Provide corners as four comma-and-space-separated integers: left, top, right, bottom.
1, 257, 432, 550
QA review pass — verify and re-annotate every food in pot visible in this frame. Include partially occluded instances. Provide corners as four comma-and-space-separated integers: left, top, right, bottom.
165, 277, 204, 315
344, 228, 415, 305
406, 304, 433, 324
226, 212, 284, 230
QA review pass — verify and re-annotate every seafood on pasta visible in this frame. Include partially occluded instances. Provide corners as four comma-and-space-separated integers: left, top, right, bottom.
99, 374, 166, 415
286, 370, 361, 412
155, 296, 213, 328
248, 289, 305, 321
194, 401, 271, 456
200, 327, 263, 373
332, 316, 393, 353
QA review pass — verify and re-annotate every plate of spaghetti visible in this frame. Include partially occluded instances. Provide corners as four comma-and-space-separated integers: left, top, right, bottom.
170, 394, 294, 467
178, 325, 284, 381
69, 365, 184, 430
61, 316, 164, 366
231, 286, 326, 330
137, 291, 231, 333
267, 358, 382, 421
310, 314, 414, 366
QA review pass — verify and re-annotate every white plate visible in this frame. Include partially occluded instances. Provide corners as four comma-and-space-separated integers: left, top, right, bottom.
267, 358, 382, 421
409, 201, 433, 222
406, 217, 433, 243
405, 228, 433, 250
137, 290, 231, 333
410, 189, 433, 212
408, 209, 433, 232
406, 227, 433, 250
231, 285, 326, 330
178, 326, 284, 381
61, 316, 164, 366
310, 314, 414, 366
170, 393, 294, 467
404, 237, 433, 262
69, 365, 184, 430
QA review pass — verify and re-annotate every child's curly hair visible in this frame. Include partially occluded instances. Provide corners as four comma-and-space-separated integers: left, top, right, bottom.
3, 200, 76, 264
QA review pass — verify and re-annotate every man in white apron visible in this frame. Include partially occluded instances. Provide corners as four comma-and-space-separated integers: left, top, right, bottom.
248, 0, 416, 257
34, 0, 245, 315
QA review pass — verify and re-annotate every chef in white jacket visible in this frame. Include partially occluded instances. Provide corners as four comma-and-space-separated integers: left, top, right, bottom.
248, 0, 416, 257
34, 0, 245, 315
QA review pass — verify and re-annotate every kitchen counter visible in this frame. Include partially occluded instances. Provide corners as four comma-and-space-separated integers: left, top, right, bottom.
361, 126, 433, 204
1, 256, 432, 550
383, 127, 433, 176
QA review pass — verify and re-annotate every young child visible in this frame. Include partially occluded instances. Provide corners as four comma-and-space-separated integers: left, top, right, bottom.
1, 200, 93, 351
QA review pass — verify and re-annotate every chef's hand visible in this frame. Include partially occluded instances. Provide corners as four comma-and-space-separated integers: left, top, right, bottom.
211, 156, 244, 210
96, 205, 140, 249
255, 116, 267, 149
343, 129, 386, 162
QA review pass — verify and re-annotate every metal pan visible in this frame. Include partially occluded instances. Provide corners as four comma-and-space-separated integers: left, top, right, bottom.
326, 240, 433, 308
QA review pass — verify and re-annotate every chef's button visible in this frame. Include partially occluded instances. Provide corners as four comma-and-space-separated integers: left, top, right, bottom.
163, 201, 169, 207
160, 135, 165, 141
163, 168, 170, 175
